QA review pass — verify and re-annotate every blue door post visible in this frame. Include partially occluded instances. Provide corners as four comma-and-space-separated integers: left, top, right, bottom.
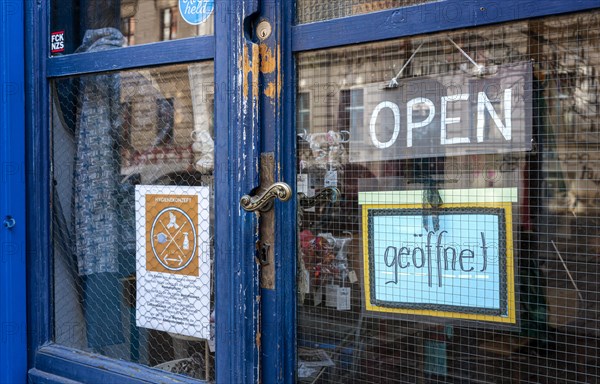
0, 0, 27, 383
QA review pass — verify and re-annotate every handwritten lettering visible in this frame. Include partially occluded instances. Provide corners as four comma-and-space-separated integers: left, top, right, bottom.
383, 230, 488, 288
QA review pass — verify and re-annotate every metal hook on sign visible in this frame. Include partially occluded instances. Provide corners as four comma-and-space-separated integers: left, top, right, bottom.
386, 42, 424, 89
298, 129, 308, 141
446, 37, 485, 76
386, 37, 486, 89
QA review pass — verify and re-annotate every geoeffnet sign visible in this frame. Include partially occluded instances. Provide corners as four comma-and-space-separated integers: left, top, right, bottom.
136, 185, 211, 339
350, 62, 532, 162
360, 189, 516, 324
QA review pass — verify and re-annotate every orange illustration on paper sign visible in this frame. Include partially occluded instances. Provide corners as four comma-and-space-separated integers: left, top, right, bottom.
146, 194, 199, 276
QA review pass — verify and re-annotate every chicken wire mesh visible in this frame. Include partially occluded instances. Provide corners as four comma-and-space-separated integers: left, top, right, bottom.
51, 61, 215, 380
296, 0, 437, 24
295, 10, 600, 384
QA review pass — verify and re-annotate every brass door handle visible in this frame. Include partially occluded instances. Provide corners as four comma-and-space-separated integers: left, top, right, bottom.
240, 182, 292, 212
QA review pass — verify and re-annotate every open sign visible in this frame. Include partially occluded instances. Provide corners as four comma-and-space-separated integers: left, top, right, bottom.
350, 62, 532, 162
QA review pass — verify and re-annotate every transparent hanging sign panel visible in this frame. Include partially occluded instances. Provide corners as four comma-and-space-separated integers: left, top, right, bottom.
51, 61, 216, 380
350, 62, 533, 162
50, 0, 214, 55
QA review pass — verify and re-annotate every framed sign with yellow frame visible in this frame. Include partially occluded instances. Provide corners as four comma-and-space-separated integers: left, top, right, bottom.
359, 188, 517, 324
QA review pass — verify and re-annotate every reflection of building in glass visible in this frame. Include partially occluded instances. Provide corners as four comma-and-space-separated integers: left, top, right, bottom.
118, 0, 213, 46
160, 6, 177, 41
119, 64, 214, 183
120, 16, 135, 46
115, 2, 215, 183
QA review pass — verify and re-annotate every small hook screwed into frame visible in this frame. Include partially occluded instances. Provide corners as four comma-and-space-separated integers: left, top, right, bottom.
3, 216, 16, 229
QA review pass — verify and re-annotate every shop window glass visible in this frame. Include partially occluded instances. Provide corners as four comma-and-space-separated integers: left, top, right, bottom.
296, 10, 600, 383
339, 89, 364, 133
51, 61, 216, 380
296, 0, 437, 24
155, 97, 175, 145
297, 92, 311, 135
50, 0, 214, 56
121, 16, 135, 46
160, 7, 177, 41
121, 100, 134, 154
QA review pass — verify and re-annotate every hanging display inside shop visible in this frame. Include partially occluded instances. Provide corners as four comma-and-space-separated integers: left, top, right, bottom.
350, 62, 532, 162
135, 185, 211, 339
360, 188, 517, 324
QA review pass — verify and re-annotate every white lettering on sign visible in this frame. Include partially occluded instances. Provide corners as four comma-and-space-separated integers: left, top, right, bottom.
182, 0, 212, 15
369, 101, 400, 149
441, 93, 470, 145
51, 31, 65, 54
179, 0, 214, 25
477, 89, 512, 142
368, 90, 512, 149
407, 97, 435, 148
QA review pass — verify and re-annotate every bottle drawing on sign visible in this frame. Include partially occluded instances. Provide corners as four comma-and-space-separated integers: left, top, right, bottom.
183, 232, 190, 250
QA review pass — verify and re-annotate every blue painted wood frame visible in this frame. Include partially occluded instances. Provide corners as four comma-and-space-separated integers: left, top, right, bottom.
292, 0, 600, 52
47, 37, 215, 77
26, 0, 265, 383
214, 0, 261, 383
24, 1, 224, 384
0, 1, 27, 383
257, 0, 297, 383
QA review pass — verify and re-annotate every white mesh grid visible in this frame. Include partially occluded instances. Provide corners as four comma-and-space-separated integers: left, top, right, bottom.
51, 62, 215, 380
296, 10, 600, 383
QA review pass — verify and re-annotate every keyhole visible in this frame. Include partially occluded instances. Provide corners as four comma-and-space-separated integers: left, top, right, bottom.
256, 20, 272, 41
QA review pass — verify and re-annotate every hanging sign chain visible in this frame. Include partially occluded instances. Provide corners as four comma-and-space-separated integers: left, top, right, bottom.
387, 37, 484, 88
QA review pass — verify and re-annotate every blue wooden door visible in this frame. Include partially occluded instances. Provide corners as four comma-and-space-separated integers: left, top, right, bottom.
274, 1, 600, 384
26, 1, 262, 383
0, 2, 27, 383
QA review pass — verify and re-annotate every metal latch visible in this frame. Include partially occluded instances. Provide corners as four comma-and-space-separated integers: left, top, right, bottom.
241, 153, 292, 289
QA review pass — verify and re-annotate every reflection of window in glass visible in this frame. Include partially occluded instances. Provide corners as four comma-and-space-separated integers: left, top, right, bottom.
338, 89, 363, 132
297, 92, 311, 134
155, 98, 175, 146
160, 7, 178, 41
120, 101, 133, 153
121, 16, 135, 47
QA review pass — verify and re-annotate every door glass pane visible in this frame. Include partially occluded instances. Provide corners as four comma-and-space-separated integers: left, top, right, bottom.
52, 61, 216, 380
296, 10, 600, 383
50, 0, 214, 55
296, 0, 437, 24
